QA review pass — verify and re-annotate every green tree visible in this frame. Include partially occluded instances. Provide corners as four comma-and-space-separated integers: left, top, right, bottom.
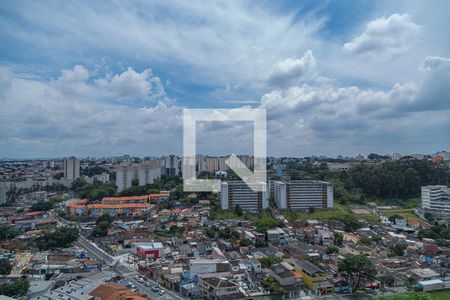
53, 172, 64, 179
0, 259, 12, 276
262, 276, 284, 295
338, 255, 377, 292
40, 227, 79, 250
372, 234, 382, 242
334, 232, 344, 246
424, 212, 434, 222
30, 201, 54, 212
325, 245, 339, 254
0, 279, 29, 297
0, 225, 19, 241
255, 215, 278, 233
388, 214, 404, 223
234, 204, 243, 217
389, 243, 406, 257
239, 238, 251, 247
92, 214, 114, 237
358, 236, 372, 246
260, 256, 281, 268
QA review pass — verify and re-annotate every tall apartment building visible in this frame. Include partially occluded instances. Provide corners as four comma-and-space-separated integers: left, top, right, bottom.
161, 155, 180, 176
0, 183, 6, 204
274, 180, 333, 210
422, 185, 450, 212
64, 156, 80, 181
220, 181, 268, 212
115, 164, 134, 192
197, 155, 254, 173
139, 160, 161, 185
116, 160, 161, 192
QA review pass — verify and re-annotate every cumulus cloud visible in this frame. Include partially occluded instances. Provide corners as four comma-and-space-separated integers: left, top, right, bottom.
97, 67, 166, 100
267, 50, 316, 87
49, 65, 167, 102
0, 1, 325, 89
343, 13, 421, 60
0, 65, 179, 157
420, 56, 450, 70
259, 51, 450, 155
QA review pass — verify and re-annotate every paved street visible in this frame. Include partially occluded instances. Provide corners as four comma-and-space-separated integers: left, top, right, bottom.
75, 234, 183, 300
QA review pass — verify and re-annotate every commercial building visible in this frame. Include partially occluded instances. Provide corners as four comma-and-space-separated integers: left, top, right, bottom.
274, 180, 333, 210
421, 185, 450, 223
64, 156, 80, 181
220, 181, 268, 212
132, 242, 164, 260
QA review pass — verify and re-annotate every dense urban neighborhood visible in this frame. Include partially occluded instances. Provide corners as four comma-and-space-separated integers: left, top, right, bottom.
1, 152, 450, 299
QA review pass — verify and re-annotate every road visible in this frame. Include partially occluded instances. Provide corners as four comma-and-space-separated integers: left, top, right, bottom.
55, 209, 183, 300
76, 234, 182, 299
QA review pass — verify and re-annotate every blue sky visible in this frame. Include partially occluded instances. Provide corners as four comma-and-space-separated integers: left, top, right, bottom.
0, 0, 449, 158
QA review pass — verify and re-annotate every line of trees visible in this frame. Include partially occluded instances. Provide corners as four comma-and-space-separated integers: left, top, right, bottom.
39, 227, 79, 250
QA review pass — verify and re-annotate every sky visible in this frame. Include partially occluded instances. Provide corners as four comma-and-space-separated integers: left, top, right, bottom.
0, 0, 449, 158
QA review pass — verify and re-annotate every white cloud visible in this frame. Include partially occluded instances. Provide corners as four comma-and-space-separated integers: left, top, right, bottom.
97, 67, 166, 100
267, 50, 316, 87
258, 51, 450, 155
0, 65, 179, 157
420, 56, 450, 70
343, 13, 421, 60
0, 1, 326, 88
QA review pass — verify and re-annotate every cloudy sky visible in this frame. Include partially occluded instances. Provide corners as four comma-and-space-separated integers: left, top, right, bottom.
1, 0, 449, 158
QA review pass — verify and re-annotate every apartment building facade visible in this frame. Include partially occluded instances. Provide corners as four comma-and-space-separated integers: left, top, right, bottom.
422, 185, 450, 211
220, 181, 268, 212
64, 156, 80, 181
274, 180, 333, 210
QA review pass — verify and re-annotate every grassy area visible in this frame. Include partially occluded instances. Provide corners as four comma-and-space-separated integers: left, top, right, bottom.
368, 197, 421, 209
429, 290, 450, 300
211, 203, 382, 223
283, 203, 380, 223
382, 209, 422, 221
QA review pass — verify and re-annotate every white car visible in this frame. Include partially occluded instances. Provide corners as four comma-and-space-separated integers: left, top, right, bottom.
159, 290, 165, 296
145, 281, 151, 287
137, 277, 145, 283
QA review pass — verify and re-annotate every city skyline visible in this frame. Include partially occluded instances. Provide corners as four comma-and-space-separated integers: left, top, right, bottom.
1, 1, 450, 158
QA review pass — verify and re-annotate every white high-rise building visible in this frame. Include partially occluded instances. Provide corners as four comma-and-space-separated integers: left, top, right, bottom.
161, 155, 180, 176
197, 155, 207, 173
274, 180, 333, 210
139, 160, 161, 186
218, 156, 228, 172
0, 183, 7, 204
205, 156, 219, 173
116, 160, 162, 192
391, 153, 402, 161
116, 165, 134, 192
220, 181, 268, 212
64, 156, 80, 181
422, 185, 450, 212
